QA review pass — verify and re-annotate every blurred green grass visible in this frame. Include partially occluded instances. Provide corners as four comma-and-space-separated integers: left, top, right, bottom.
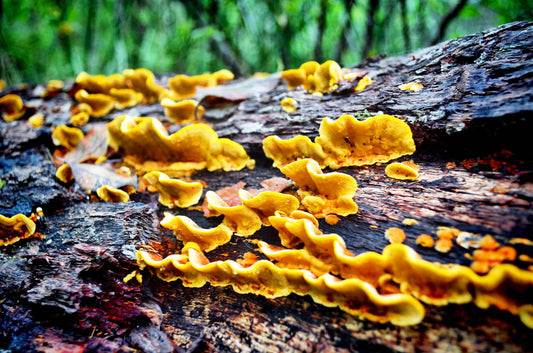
0, 0, 530, 85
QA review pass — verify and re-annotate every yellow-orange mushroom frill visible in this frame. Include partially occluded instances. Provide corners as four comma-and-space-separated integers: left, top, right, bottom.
160, 212, 233, 252
385, 162, 419, 180
107, 115, 254, 176
0, 94, 26, 121
74, 89, 115, 117
143, 171, 203, 208
280, 159, 358, 218
52, 125, 84, 151
96, 185, 130, 203
161, 98, 205, 125
0, 213, 37, 246
263, 114, 416, 169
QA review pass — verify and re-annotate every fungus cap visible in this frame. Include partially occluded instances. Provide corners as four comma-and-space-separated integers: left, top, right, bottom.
0, 94, 26, 121
143, 171, 203, 208
52, 125, 84, 150
161, 98, 205, 124
96, 185, 130, 203
0, 214, 37, 246
385, 162, 419, 180
74, 89, 115, 117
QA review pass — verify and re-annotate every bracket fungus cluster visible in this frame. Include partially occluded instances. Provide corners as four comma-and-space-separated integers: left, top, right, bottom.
280, 159, 358, 218
263, 114, 416, 169
107, 115, 254, 176
281, 60, 343, 93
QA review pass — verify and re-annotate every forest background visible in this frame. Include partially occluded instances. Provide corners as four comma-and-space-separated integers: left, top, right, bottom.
0, 0, 531, 85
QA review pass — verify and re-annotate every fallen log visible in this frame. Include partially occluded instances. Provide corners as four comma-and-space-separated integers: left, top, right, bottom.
0, 21, 532, 352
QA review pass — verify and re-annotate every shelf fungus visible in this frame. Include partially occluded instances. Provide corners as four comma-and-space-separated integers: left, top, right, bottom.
96, 185, 130, 203
107, 115, 254, 176
281, 60, 342, 93
0, 94, 26, 121
385, 161, 419, 180
239, 190, 300, 226
168, 69, 234, 100
123, 68, 168, 104
52, 125, 84, 150
161, 98, 205, 124
204, 191, 262, 236
263, 114, 416, 169
74, 89, 115, 117
280, 97, 298, 113
143, 171, 203, 208
136, 247, 425, 326
0, 213, 37, 246
280, 159, 358, 217
160, 213, 233, 252
109, 88, 144, 110
316, 114, 416, 169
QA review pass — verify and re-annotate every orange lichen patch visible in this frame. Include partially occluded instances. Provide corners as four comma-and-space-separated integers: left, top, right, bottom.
142, 171, 203, 208
416, 234, 435, 248
74, 90, 115, 117
107, 115, 254, 176
325, 214, 341, 225
398, 82, 424, 92
435, 238, 453, 253
109, 88, 144, 110
161, 98, 205, 124
55, 164, 73, 183
479, 235, 500, 250
280, 97, 298, 113
262, 135, 328, 168
123, 68, 168, 104
168, 69, 234, 100
280, 69, 306, 90
160, 213, 233, 252
239, 189, 300, 225
385, 162, 419, 180
237, 252, 259, 267
0, 94, 26, 121
136, 247, 424, 326
28, 114, 44, 129
385, 227, 406, 244
402, 218, 418, 226
96, 185, 130, 203
52, 125, 84, 150
204, 191, 262, 236
318, 114, 416, 168
354, 75, 372, 92
0, 213, 37, 246
280, 159, 358, 217
471, 240, 517, 274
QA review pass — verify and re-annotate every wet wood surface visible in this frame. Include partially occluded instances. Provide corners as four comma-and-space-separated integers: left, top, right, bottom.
1, 21, 532, 352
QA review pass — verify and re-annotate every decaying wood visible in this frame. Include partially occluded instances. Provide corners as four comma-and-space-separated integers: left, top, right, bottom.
1, 22, 532, 352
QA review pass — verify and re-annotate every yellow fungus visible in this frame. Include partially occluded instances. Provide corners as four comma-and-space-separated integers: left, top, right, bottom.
160, 212, 233, 252
385, 162, 419, 180
142, 171, 203, 208
280, 97, 298, 113
55, 164, 73, 183
52, 125, 84, 150
0, 94, 26, 121
28, 114, 44, 129
107, 115, 254, 176
0, 213, 37, 246
280, 159, 358, 218
96, 185, 130, 203
161, 98, 205, 124
354, 75, 372, 92
204, 191, 262, 236
74, 89, 115, 117
399, 82, 424, 92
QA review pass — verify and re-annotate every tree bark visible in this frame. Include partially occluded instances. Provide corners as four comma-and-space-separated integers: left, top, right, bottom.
1, 22, 532, 352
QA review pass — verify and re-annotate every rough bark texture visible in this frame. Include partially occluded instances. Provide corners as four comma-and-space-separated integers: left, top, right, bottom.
1, 22, 532, 352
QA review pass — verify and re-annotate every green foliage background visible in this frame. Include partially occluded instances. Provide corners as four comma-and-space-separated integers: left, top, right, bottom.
0, 0, 531, 85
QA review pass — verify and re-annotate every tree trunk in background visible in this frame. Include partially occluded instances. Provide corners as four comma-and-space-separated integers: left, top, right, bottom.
1, 22, 532, 352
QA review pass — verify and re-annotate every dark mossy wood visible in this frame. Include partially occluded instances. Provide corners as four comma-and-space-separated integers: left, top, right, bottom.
1, 22, 532, 352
